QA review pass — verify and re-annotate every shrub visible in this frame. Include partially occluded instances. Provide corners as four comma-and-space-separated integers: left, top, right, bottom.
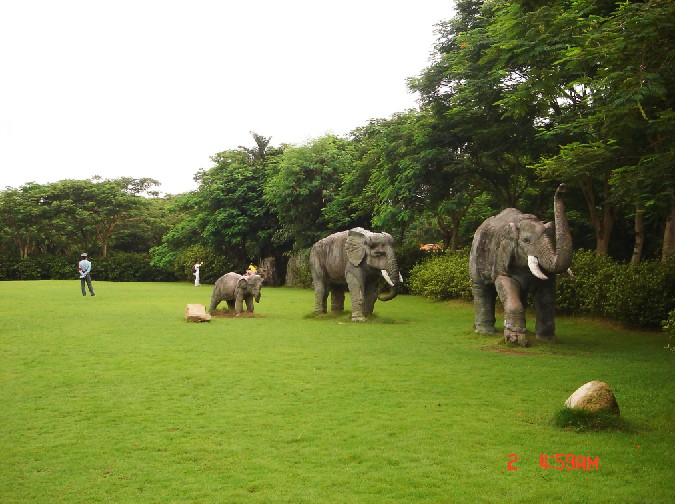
96, 252, 176, 282
5, 254, 74, 280
173, 245, 238, 284
395, 242, 437, 293
3, 253, 175, 282
558, 252, 675, 328
557, 250, 618, 315
603, 259, 675, 328
408, 249, 472, 301
285, 249, 313, 288
664, 309, 675, 352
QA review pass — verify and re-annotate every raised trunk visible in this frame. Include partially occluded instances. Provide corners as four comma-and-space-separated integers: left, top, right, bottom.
378, 248, 400, 302
538, 184, 574, 273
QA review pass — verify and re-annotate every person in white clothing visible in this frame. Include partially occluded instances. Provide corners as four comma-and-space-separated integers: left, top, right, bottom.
193, 261, 204, 286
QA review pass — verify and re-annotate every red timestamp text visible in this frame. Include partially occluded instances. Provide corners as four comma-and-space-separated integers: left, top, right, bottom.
540, 453, 599, 471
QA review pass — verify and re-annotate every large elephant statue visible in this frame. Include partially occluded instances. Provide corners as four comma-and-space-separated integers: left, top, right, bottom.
469, 184, 573, 346
310, 227, 402, 322
209, 272, 263, 316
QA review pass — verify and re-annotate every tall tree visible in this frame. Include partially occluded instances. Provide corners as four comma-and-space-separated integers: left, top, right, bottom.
409, 0, 542, 210
264, 135, 355, 250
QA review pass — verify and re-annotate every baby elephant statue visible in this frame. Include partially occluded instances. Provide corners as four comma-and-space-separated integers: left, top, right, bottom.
469, 184, 573, 346
310, 227, 402, 322
209, 272, 263, 316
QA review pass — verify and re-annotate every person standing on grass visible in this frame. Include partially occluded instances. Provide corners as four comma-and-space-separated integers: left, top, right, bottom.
193, 260, 204, 286
78, 253, 95, 297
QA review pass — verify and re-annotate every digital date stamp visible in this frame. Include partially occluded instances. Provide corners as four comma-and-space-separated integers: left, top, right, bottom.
539, 453, 599, 471
507, 453, 599, 471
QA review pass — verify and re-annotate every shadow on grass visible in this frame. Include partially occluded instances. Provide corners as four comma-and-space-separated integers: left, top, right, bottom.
303, 311, 402, 324
552, 407, 634, 433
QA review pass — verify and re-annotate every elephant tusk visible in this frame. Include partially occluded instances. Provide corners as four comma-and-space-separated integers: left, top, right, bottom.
528, 255, 549, 280
381, 270, 394, 287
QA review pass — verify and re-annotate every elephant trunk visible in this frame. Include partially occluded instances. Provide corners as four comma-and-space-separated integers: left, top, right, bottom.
537, 184, 573, 274
378, 247, 400, 302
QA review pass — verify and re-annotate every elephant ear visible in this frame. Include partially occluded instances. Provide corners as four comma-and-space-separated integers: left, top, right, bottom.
346, 227, 367, 266
237, 276, 248, 289
494, 222, 517, 276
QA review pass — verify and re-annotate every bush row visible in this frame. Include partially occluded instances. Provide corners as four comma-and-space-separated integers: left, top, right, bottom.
0, 252, 176, 282
407, 248, 675, 330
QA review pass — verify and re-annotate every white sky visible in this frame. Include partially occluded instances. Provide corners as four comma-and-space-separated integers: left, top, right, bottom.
0, 1, 453, 195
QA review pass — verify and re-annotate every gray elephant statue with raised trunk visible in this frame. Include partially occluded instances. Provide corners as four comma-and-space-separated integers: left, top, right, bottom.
310, 227, 402, 322
469, 184, 573, 346
209, 272, 263, 316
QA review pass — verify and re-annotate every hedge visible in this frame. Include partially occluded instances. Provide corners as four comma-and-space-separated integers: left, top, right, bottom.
0, 252, 176, 282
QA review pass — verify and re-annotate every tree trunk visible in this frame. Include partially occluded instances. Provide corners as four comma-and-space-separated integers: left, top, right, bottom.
259, 256, 279, 286
631, 203, 645, 265
663, 192, 675, 261
579, 174, 614, 256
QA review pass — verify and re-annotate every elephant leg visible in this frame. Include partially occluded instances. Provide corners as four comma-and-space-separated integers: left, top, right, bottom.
472, 281, 496, 334
314, 281, 328, 314
346, 270, 366, 322
245, 296, 254, 313
534, 278, 556, 341
330, 287, 345, 313
363, 280, 378, 316
208, 294, 220, 313
226, 300, 235, 312
495, 275, 529, 347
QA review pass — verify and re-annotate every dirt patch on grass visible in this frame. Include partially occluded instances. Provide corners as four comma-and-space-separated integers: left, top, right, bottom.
210, 310, 263, 319
488, 347, 537, 356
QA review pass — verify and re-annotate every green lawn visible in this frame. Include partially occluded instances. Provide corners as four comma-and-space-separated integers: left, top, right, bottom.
1, 281, 673, 503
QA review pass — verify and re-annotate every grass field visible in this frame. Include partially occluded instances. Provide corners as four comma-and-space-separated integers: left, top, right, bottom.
1, 280, 673, 503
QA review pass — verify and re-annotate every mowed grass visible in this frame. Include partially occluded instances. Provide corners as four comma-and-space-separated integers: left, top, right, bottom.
1, 281, 673, 503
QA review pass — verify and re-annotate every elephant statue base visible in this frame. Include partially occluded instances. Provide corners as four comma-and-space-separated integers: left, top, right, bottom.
469, 184, 574, 347
209, 272, 263, 316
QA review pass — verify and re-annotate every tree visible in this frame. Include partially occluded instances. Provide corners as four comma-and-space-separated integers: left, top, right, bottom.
0, 183, 49, 258
264, 135, 355, 250
349, 110, 478, 249
490, 0, 674, 258
409, 0, 542, 210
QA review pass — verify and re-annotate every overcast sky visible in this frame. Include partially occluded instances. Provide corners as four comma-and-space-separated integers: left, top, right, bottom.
0, 1, 454, 195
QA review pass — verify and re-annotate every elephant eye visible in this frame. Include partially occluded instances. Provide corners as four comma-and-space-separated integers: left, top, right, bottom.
523, 238, 530, 244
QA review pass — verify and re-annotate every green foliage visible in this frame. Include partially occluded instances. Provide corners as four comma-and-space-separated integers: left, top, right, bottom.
556, 250, 618, 315
558, 251, 675, 328
604, 258, 675, 328
264, 135, 356, 249
408, 249, 472, 301
552, 408, 630, 433
172, 245, 239, 284
285, 249, 313, 288
1, 253, 174, 282
394, 242, 434, 293
95, 253, 176, 282
4, 254, 73, 280
664, 309, 675, 352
